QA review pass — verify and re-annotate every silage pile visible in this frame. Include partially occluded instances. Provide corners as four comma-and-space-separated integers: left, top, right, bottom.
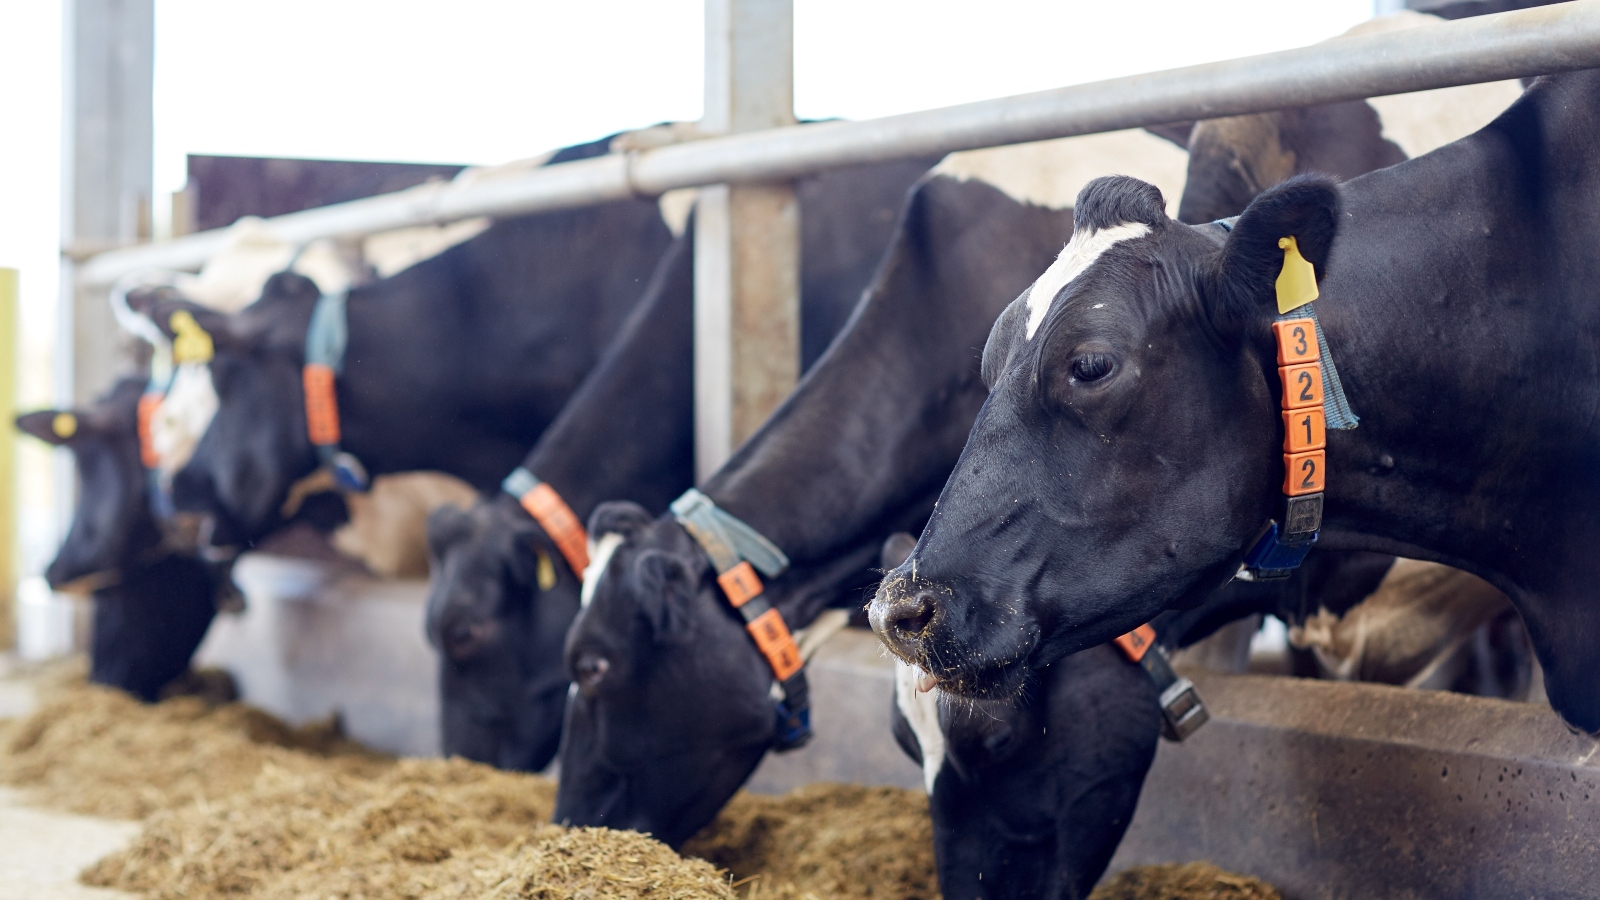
687, 784, 938, 899
0, 675, 1279, 899
1093, 862, 1281, 900
82, 758, 725, 899
0, 678, 924, 899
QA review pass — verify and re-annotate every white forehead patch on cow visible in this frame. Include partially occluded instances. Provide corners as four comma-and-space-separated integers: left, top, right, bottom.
894, 661, 946, 794
1024, 222, 1150, 340
580, 532, 625, 609
150, 362, 219, 475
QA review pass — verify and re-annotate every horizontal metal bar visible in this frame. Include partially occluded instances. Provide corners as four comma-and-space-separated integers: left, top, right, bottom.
80, 0, 1600, 285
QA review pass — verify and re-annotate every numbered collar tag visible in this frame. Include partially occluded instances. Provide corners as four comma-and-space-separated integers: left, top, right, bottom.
1243, 236, 1356, 580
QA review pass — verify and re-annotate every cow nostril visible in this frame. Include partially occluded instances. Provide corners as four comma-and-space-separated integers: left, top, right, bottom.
886, 590, 937, 643
445, 622, 485, 658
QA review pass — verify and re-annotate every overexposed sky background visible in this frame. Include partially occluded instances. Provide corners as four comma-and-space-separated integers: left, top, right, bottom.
3, 0, 1379, 341
0, 0, 1375, 567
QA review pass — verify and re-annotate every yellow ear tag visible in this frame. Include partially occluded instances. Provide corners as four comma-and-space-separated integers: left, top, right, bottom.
1275, 236, 1319, 315
169, 310, 215, 364
51, 412, 77, 439
535, 545, 557, 591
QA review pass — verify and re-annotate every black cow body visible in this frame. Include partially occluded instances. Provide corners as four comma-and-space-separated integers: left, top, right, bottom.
17, 379, 220, 701
142, 138, 675, 547
893, 549, 1395, 900
872, 71, 1600, 732
424, 158, 936, 772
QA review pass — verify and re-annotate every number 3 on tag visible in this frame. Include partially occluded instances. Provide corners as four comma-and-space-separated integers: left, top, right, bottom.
1272, 319, 1320, 365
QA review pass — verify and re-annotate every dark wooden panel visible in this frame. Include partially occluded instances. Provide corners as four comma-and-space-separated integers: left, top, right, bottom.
186, 155, 466, 232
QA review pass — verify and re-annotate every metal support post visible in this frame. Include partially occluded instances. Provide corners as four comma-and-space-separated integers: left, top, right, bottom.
694, 0, 799, 480
0, 269, 15, 650
61, 0, 153, 405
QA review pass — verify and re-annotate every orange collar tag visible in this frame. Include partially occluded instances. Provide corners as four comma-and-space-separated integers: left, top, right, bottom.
1114, 623, 1156, 662
518, 482, 590, 575
137, 394, 162, 469
717, 561, 765, 607
746, 607, 803, 681
302, 363, 341, 447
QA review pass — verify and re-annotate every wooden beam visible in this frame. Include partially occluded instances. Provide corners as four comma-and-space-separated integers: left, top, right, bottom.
694, 0, 798, 480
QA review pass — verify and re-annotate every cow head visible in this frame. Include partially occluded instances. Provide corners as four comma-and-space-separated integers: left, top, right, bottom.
132, 272, 323, 547
554, 501, 776, 848
893, 644, 1160, 900
17, 379, 160, 591
424, 495, 580, 771
871, 174, 1339, 699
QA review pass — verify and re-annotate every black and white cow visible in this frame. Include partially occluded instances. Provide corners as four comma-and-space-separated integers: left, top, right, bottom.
891, 545, 1394, 900
16, 379, 221, 701
871, 70, 1600, 732
555, 130, 1189, 847
422, 155, 934, 772
137, 137, 675, 550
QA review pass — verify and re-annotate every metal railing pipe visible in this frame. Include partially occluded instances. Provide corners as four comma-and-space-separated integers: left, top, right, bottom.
80, 0, 1600, 285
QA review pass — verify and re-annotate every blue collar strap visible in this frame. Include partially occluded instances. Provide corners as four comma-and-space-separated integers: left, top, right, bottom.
303, 291, 368, 492
669, 488, 810, 752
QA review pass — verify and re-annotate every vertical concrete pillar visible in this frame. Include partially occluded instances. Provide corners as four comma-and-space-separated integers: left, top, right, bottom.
61, 0, 154, 406
0, 269, 15, 650
694, 0, 798, 480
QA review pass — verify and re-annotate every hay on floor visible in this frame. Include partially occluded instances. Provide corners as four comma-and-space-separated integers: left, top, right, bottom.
1, 673, 1284, 900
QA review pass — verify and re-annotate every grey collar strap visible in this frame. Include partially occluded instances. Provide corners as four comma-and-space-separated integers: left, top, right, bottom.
306, 290, 349, 372
303, 290, 368, 491
669, 488, 789, 578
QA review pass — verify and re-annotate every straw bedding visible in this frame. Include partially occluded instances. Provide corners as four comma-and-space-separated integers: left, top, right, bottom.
0, 674, 1278, 899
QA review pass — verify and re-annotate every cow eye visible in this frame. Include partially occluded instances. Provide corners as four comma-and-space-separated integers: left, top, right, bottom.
1070, 353, 1114, 382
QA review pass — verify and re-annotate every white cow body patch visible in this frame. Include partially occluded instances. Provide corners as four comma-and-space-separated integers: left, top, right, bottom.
150, 362, 219, 475
932, 129, 1188, 214
1334, 12, 1524, 160
580, 532, 625, 609
1024, 222, 1150, 340
894, 661, 946, 794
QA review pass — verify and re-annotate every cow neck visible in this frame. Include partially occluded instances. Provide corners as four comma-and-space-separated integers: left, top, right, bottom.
1298, 72, 1600, 615
690, 179, 1063, 629
669, 488, 813, 751
302, 289, 370, 492
1316, 71, 1600, 732
501, 233, 697, 577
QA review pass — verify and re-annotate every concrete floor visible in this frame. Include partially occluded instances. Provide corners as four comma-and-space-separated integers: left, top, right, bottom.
0, 662, 139, 900
0, 789, 139, 900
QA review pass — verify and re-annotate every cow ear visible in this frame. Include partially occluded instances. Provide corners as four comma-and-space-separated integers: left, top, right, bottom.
137, 295, 249, 353
426, 504, 476, 561
632, 549, 698, 643
880, 532, 918, 571
1213, 174, 1340, 325
588, 501, 655, 541
981, 296, 1029, 391
237, 272, 325, 352
16, 409, 85, 446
